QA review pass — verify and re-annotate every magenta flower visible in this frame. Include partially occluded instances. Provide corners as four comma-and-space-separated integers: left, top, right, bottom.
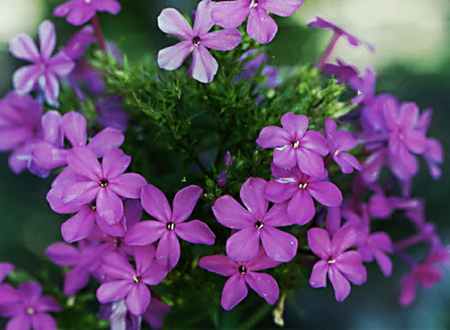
264, 165, 342, 225
10, 20, 74, 107
199, 248, 280, 310
324, 118, 361, 174
308, 225, 367, 302
0, 263, 13, 284
399, 246, 449, 306
212, 0, 304, 44
321, 59, 358, 84
125, 184, 215, 270
97, 246, 167, 316
157, 0, 242, 83
348, 68, 377, 105
54, 0, 121, 26
0, 282, 61, 330
256, 112, 328, 178
62, 147, 147, 225
213, 177, 297, 262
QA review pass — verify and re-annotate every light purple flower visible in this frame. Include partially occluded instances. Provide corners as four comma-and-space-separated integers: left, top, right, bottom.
125, 184, 215, 270
97, 246, 167, 316
324, 118, 361, 174
213, 177, 297, 262
157, 0, 242, 83
321, 59, 359, 84
212, 0, 304, 44
62, 147, 147, 225
256, 112, 328, 177
0, 282, 61, 330
308, 225, 367, 302
349, 68, 377, 105
10, 20, 75, 107
54, 0, 121, 26
199, 247, 280, 310
0, 263, 14, 284
264, 165, 342, 225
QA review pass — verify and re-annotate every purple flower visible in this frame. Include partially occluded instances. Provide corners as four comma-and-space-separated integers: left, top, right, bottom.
0, 263, 14, 284
97, 246, 167, 316
199, 247, 280, 310
256, 112, 328, 178
349, 68, 377, 105
10, 20, 75, 107
54, 0, 121, 26
213, 177, 297, 262
33, 111, 124, 171
142, 298, 172, 329
0, 282, 61, 330
62, 147, 147, 225
96, 96, 128, 132
264, 165, 342, 225
308, 225, 367, 302
46, 241, 106, 296
125, 184, 215, 271
324, 118, 361, 174
399, 246, 449, 306
64, 25, 96, 60
212, 0, 304, 44
321, 59, 359, 84
157, 0, 242, 83
308, 16, 373, 50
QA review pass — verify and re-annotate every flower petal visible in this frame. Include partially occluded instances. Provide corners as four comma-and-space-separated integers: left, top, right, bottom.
96, 188, 124, 225
201, 29, 242, 51
245, 271, 279, 304
309, 260, 328, 288
212, 0, 250, 29
61, 207, 95, 243
221, 274, 248, 310
176, 220, 215, 245
328, 266, 351, 302
88, 127, 124, 157
97, 280, 132, 303
247, 6, 278, 44
212, 195, 254, 229
192, 0, 215, 36
287, 189, 315, 225
199, 255, 237, 276
12, 65, 40, 93
67, 146, 102, 180
141, 184, 171, 222
155, 231, 180, 271
260, 226, 298, 262
125, 284, 150, 316
240, 177, 268, 219
125, 221, 166, 246
62, 112, 86, 147
256, 126, 291, 148
308, 181, 342, 207
172, 185, 202, 223
261, 0, 304, 17
39, 20, 56, 59
157, 41, 193, 71
308, 227, 331, 259
10, 34, 39, 62
110, 173, 147, 199
190, 45, 218, 83
157, 8, 193, 39
226, 226, 260, 262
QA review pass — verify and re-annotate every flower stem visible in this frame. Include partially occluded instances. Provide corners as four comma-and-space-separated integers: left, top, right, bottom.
317, 32, 342, 68
91, 14, 107, 52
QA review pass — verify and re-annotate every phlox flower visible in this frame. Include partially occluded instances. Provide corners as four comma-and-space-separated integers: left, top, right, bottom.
212, 177, 298, 262
97, 246, 168, 316
212, 0, 304, 44
10, 20, 74, 107
54, 0, 121, 26
324, 118, 361, 174
0, 263, 13, 283
264, 165, 342, 225
61, 146, 147, 225
125, 184, 215, 271
399, 246, 450, 306
308, 225, 367, 302
321, 59, 358, 85
256, 112, 328, 178
157, 0, 242, 83
0, 282, 61, 330
199, 247, 280, 310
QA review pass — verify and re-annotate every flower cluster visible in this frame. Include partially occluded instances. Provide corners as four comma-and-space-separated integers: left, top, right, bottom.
0, 0, 447, 329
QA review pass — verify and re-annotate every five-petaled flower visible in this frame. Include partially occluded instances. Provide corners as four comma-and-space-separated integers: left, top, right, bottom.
53, 0, 122, 26
157, 0, 242, 83
9, 20, 75, 107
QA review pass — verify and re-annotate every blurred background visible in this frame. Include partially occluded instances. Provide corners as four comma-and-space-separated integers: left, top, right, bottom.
0, 0, 449, 328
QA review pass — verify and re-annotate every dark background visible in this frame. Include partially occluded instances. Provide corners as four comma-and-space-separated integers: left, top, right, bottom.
0, 0, 449, 328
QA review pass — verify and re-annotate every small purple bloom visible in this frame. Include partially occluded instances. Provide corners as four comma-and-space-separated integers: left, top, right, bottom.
157, 0, 242, 83
0, 282, 61, 330
97, 246, 167, 316
54, 0, 121, 26
324, 118, 361, 174
96, 96, 128, 132
10, 20, 75, 107
308, 225, 367, 302
321, 59, 359, 84
0, 263, 14, 284
213, 177, 297, 262
217, 170, 228, 188
64, 25, 96, 60
62, 147, 147, 225
348, 68, 377, 105
199, 247, 280, 310
256, 112, 328, 178
264, 165, 342, 225
125, 184, 215, 271
212, 0, 304, 44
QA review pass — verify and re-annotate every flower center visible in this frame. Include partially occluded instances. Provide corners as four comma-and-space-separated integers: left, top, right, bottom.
114, 238, 122, 247
133, 275, 142, 283
89, 201, 96, 211
238, 265, 247, 274
291, 140, 300, 149
85, 0, 91, 3
327, 259, 336, 265
298, 182, 308, 190
166, 222, 176, 231
193, 36, 201, 46
99, 179, 108, 188
26, 307, 35, 315
333, 150, 340, 157
255, 220, 264, 230
250, 0, 259, 8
